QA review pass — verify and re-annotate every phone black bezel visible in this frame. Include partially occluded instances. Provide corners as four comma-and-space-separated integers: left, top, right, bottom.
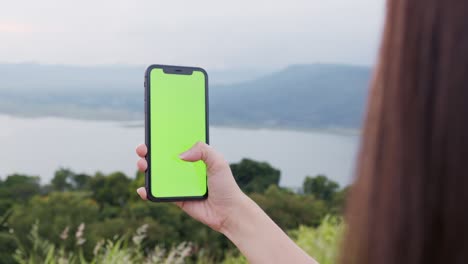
144, 64, 209, 202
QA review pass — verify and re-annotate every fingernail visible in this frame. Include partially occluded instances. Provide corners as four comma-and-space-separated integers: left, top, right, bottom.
179, 150, 190, 159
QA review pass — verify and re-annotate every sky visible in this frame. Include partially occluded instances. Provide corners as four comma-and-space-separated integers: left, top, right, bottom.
0, 0, 385, 70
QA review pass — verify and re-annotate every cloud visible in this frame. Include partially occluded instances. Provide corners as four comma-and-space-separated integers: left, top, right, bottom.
0, 0, 385, 68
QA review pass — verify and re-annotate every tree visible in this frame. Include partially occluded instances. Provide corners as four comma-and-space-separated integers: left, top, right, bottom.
89, 172, 131, 207
0, 174, 41, 202
50, 169, 92, 192
8, 192, 100, 257
250, 185, 327, 229
128, 171, 145, 202
302, 175, 340, 202
329, 186, 350, 214
72, 174, 92, 190
230, 159, 280, 193
0, 233, 16, 264
51, 168, 74, 192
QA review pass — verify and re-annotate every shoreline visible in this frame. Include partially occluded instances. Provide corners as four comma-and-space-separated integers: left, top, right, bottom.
0, 112, 361, 137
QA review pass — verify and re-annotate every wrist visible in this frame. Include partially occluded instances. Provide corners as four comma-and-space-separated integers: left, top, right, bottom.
219, 192, 255, 237
220, 192, 268, 248
217, 191, 318, 264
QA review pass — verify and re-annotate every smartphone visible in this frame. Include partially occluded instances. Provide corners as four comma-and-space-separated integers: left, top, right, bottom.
144, 64, 208, 202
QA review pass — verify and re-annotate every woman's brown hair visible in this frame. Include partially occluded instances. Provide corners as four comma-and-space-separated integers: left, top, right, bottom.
342, 0, 468, 263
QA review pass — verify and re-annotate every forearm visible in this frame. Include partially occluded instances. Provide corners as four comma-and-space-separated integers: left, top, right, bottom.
221, 194, 318, 264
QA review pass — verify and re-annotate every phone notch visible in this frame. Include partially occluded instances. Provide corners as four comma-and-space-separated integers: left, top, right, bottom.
163, 67, 194, 75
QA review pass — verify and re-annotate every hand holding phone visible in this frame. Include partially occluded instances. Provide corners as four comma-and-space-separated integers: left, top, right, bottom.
136, 142, 245, 231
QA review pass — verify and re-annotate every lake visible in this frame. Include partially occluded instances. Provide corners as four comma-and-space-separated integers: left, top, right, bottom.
0, 114, 359, 188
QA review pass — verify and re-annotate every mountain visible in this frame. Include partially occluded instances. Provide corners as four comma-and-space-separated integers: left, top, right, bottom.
210, 64, 371, 129
0, 63, 268, 120
0, 64, 144, 120
0, 63, 371, 129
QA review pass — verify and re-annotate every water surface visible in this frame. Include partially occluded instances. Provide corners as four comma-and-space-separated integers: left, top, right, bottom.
0, 115, 358, 187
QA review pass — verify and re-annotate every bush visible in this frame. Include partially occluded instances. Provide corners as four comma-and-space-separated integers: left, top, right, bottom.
13, 222, 193, 264
251, 185, 328, 230
9, 216, 343, 263
2, 166, 347, 262
290, 216, 344, 264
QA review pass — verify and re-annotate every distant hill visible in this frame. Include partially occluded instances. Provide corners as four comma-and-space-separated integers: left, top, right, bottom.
0, 63, 371, 129
0, 64, 144, 120
210, 64, 371, 129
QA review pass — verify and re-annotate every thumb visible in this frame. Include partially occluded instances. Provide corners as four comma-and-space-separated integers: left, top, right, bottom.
179, 142, 228, 174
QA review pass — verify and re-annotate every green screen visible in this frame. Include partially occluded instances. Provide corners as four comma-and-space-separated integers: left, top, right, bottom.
149, 68, 207, 199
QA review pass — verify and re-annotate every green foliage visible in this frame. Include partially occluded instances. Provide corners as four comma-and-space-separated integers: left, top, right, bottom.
89, 172, 131, 207
290, 216, 344, 264
1, 160, 348, 262
50, 168, 92, 193
13, 220, 80, 264
11, 217, 343, 264
0, 233, 17, 264
221, 253, 248, 264
230, 158, 280, 193
0, 209, 13, 232
0, 174, 41, 211
302, 175, 349, 215
51, 168, 74, 192
12, 222, 193, 264
303, 174, 340, 201
251, 185, 327, 229
9, 192, 99, 257
0, 210, 16, 263
128, 171, 145, 202
329, 186, 350, 215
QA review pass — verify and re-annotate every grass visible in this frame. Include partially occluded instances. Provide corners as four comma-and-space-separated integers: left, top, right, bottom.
10, 217, 343, 264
